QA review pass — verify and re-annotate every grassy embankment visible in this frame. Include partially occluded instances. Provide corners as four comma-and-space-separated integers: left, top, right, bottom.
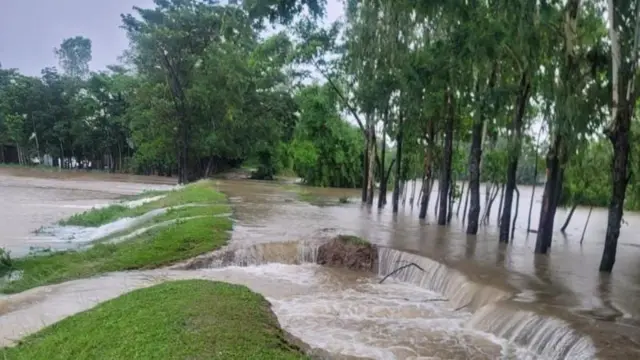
1, 180, 232, 293
2, 280, 308, 360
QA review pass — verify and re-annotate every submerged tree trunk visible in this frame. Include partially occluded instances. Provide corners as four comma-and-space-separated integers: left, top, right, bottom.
392, 114, 404, 213
600, 109, 631, 272
378, 111, 389, 208
534, 144, 565, 254
467, 65, 497, 234
456, 181, 466, 216
419, 120, 435, 219
447, 177, 455, 223
581, 206, 593, 244
511, 186, 520, 240
535, 0, 581, 246
410, 180, 417, 207
438, 91, 454, 225
499, 72, 531, 243
497, 184, 505, 224
362, 145, 369, 202
599, 0, 637, 272
482, 183, 499, 224
434, 182, 441, 218
462, 184, 470, 224
527, 133, 541, 232
560, 203, 579, 233
366, 124, 376, 206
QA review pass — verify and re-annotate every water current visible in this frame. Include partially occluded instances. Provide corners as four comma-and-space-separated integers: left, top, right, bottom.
1, 168, 640, 359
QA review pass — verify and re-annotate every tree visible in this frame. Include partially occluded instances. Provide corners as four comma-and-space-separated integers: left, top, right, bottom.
55, 36, 93, 79
599, 0, 640, 272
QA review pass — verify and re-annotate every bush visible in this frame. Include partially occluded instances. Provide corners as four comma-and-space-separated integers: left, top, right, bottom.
0, 248, 13, 276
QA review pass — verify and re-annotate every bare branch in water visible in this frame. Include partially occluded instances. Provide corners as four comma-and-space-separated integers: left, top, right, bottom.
454, 301, 472, 311
379, 262, 425, 284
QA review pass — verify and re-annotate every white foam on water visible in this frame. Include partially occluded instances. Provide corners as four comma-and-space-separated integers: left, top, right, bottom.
36, 208, 168, 244
270, 276, 511, 360
121, 195, 166, 208
203, 263, 325, 287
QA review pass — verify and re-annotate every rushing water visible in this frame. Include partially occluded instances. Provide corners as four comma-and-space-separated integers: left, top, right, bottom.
1, 170, 640, 359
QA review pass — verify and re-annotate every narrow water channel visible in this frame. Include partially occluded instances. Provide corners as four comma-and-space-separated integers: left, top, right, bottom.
1, 173, 640, 359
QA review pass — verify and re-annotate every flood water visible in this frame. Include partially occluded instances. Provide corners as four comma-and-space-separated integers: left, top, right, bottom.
1, 169, 640, 359
0, 169, 175, 257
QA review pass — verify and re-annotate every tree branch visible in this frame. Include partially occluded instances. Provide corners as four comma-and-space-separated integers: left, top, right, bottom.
379, 262, 425, 284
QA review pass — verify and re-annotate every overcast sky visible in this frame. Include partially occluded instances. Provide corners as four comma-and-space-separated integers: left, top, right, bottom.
0, 0, 344, 76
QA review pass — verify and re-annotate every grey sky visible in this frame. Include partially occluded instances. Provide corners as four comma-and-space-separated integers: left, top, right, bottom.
0, 0, 344, 76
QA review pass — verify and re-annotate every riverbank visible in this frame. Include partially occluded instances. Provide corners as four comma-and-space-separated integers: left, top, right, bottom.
1, 181, 231, 293
1, 280, 307, 360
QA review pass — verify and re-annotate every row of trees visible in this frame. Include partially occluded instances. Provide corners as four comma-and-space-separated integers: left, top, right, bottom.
2, 0, 640, 272
287, 0, 640, 273
0, 1, 363, 186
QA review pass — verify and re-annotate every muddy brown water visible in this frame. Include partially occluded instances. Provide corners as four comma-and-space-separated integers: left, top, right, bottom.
1, 170, 640, 359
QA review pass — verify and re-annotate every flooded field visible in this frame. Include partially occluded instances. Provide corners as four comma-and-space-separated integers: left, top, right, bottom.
1, 169, 640, 359
0, 168, 175, 257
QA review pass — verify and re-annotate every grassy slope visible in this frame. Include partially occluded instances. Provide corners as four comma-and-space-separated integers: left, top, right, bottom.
1, 181, 231, 294
2, 280, 307, 360
61, 183, 225, 227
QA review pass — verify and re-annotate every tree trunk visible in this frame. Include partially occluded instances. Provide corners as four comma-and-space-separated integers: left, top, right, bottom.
462, 184, 470, 224
511, 186, 520, 240
366, 125, 376, 206
392, 114, 404, 213
581, 206, 593, 244
527, 140, 540, 232
560, 203, 579, 233
456, 181, 466, 216
378, 112, 388, 209
499, 71, 531, 243
438, 91, 454, 225
483, 183, 499, 224
434, 182, 440, 218
600, 110, 631, 272
362, 142, 369, 202
466, 64, 496, 234
599, 0, 636, 272
497, 184, 505, 224
410, 180, 417, 207
535, 139, 564, 253
447, 177, 455, 223
419, 121, 435, 219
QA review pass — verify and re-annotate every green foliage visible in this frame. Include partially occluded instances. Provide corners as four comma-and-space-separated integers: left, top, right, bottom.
289, 85, 364, 188
55, 36, 92, 79
2, 281, 308, 360
0, 247, 13, 276
334, 234, 371, 247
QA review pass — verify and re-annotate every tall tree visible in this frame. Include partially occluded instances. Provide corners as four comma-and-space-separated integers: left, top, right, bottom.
600, 0, 640, 272
55, 36, 93, 79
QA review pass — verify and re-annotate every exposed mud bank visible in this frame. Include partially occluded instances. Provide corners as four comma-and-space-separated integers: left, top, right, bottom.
316, 235, 378, 272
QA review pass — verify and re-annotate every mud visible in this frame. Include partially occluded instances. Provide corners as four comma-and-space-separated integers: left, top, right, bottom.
317, 236, 378, 272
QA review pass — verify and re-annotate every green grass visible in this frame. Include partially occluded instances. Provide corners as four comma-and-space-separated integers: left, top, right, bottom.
1, 181, 232, 294
60, 183, 225, 227
2, 280, 308, 360
335, 235, 371, 247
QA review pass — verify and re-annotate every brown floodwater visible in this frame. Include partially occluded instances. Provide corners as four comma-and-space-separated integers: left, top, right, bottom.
1, 170, 640, 359
0, 169, 175, 257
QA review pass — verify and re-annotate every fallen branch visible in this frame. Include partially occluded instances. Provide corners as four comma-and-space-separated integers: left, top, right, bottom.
379, 262, 425, 284
454, 301, 472, 311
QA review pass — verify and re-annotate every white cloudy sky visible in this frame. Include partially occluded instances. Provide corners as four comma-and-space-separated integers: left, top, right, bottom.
0, 0, 344, 76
